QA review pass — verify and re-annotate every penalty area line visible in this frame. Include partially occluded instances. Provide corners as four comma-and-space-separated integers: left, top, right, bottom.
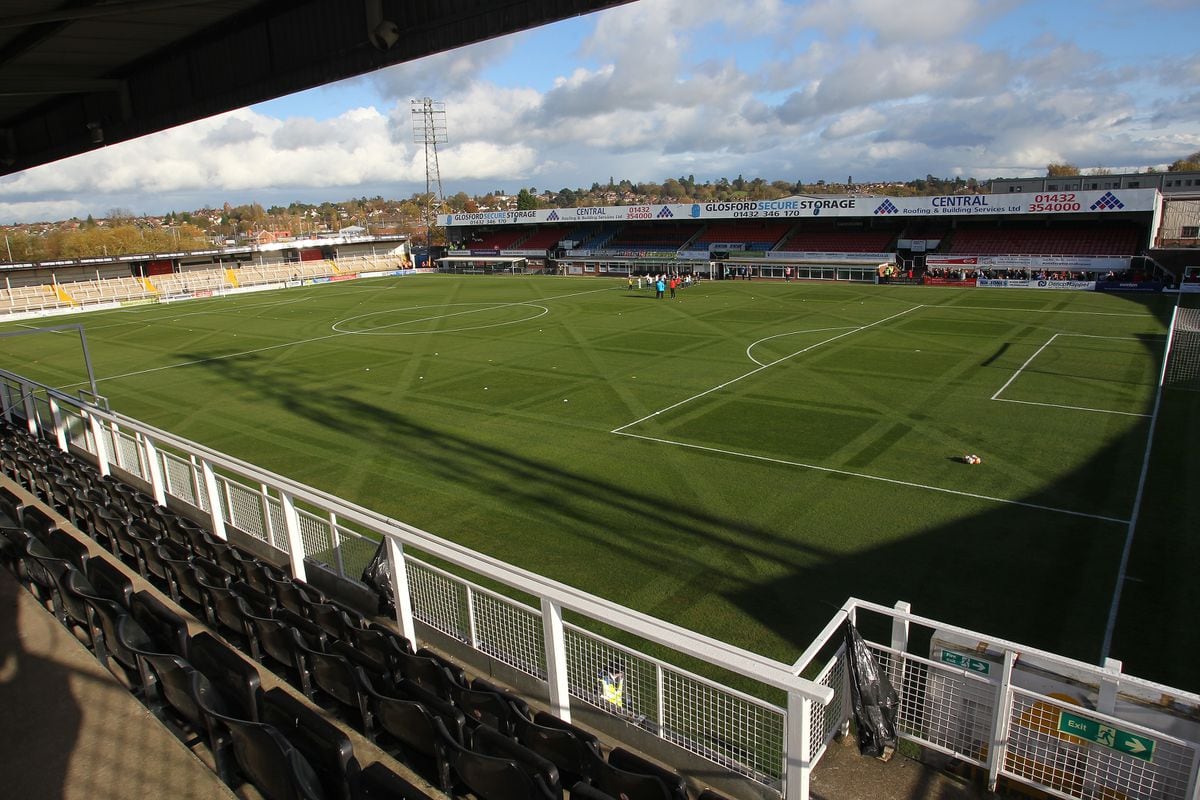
613, 430, 1130, 525
613, 304, 924, 434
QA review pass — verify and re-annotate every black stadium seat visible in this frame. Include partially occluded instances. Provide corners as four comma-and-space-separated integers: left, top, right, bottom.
261, 687, 363, 800
130, 589, 191, 657
451, 677, 531, 736
85, 555, 134, 607
436, 717, 557, 800
598, 749, 688, 800
46, 526, 91, 572
188, 631, 262, 722
194, 680, 325, 800
359, 671, 455, 790
516, 712, 604, 788
469, 722, 562, 799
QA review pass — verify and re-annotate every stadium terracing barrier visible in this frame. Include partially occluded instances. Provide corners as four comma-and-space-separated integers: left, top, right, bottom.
3, 368, 1199, 800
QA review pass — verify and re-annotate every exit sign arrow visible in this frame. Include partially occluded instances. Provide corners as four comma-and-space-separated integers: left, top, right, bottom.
939, 649, 991, 675
1057, 710, 1156, 762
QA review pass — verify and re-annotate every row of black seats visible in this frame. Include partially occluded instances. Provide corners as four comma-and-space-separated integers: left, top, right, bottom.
1, 490, 427, 800
0, 421, 725, 800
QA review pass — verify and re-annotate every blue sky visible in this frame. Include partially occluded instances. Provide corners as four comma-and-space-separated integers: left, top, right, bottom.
2, 0, 1198, 224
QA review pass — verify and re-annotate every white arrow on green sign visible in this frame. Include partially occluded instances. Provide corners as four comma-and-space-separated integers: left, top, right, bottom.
1057, 710, 1156, 762
939, 649, 991, 675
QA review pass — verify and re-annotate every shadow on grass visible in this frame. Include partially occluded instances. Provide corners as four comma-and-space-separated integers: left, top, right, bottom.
174, 288, 1198, 690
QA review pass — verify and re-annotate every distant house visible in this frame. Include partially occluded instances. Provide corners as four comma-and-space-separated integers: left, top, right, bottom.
340, 225, 367, 236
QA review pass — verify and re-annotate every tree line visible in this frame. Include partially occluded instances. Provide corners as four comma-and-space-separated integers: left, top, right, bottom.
5, 153, 1198, 262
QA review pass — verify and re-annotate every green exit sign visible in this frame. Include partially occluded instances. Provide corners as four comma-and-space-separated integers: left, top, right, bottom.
1057, 711, 1156, 762
939, 649, 991, 675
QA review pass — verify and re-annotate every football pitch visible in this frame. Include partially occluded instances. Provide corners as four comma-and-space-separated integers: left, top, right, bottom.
5, 275, 1197, 689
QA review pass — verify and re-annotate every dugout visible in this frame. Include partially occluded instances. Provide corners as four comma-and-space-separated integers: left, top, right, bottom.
436, 255, 532, 274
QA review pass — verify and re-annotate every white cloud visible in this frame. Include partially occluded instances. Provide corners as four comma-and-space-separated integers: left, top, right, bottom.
3, 0, 1199, 224
0, 199, 89, 225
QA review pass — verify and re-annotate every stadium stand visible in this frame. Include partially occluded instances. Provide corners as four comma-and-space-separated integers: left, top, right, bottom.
56, 274, 154, 305
775, 225, 896, 253
0, 416, 710, 800
465, 230, 528, 251
513, 228, 568, 252
948, 222, 1141, 255
604, 223, 703, 250
574, 225, 619, 250
689, 221, 793, 252
0, 282, 73, 314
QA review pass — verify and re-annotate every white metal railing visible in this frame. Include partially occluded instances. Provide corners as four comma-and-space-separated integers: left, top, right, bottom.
2, 369, 832, 799
795, 599, 1200, 800
11, 366, 1199, 800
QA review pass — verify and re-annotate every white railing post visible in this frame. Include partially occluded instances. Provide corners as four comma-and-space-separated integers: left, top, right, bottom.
142, 433, 167, 506
21, 382, 38, 436
261, 484, 277, 548
48, 396, 68, 452
986, 649, 1016, 793
329, 511, 346, 579
189, 454, 203, 509
279, 490, 308, 583
541, 597, 572, 723
891, 600, 911, 652
1099, 658, 1122, 715
201, 458, 227, 540
465, 585, 479, 647
385, 535, 417, 644
785, 692, 813, 800
86, 409, 111, 477
656, 664, 666, 735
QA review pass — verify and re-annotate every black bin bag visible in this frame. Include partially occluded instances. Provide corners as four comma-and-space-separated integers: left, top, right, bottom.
844, 618, 899, 760
361, 539, 396, 616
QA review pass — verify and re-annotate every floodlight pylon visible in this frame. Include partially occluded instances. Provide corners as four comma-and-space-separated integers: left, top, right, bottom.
411, 98, 447, 248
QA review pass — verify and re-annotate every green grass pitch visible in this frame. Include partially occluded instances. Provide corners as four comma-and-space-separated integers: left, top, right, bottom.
4, 275, 1196, 690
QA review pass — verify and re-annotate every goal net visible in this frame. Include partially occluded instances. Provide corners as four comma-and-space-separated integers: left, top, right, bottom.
1163, 306, 1200, 391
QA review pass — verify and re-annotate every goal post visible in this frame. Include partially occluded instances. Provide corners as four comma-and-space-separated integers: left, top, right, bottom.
0, 323, 104, 404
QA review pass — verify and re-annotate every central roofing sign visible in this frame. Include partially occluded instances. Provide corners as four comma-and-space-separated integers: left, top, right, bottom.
438, 189, 1159, 227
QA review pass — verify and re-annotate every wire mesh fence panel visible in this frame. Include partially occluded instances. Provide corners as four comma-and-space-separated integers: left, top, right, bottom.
869, 644, 995, 767
472, 589, 546, 679
32, 395, 51, 433
1004, 688, 1197, 800
265, 495, 287, 552
296, 507, 334, 567
810, 646, 848, 766
335, 527, 379, 583
60, 407, 88, 453
406, 559, 470, 641
564, 625, 657, 726
159, 450, 199, 507
112, 427, 143, 479
224, 478, 267, 541
1165, 307, 1200, 391
661, 667, 786, 787
193, 458, 212, 514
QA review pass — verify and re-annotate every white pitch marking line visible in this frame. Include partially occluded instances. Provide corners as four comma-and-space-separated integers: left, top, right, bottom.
991, 333, 1059, 401
332, 302, 548, 335
991, 332, 1161, 414
614, 430, 1129, 525
929, 305, 1158, 318
745, 327, 859, 367
993, 398, 1152, 418
613, 305, 924, 434
1100, 304, 1178, 661
1055, 332, 1167, 340
58, 285, 615, 388
68, 295, 314, 331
